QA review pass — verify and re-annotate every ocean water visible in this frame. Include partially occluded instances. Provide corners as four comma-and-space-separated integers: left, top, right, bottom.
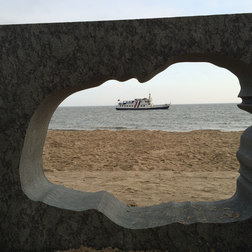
48, 103, 252, 132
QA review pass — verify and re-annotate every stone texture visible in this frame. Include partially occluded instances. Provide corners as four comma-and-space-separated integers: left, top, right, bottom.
1, 13, 252, 251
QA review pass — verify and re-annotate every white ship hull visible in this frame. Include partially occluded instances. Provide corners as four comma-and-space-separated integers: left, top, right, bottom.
116, 104, 170, 110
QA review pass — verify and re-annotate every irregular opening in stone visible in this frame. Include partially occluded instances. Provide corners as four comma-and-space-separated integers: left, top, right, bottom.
42, 62, 248, 207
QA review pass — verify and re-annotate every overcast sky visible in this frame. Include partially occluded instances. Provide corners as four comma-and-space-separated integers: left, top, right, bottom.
1, 1, 252, 105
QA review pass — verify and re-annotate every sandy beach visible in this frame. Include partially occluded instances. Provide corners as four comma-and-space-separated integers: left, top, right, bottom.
44, 130, 241, 206
43, 129, 242, 251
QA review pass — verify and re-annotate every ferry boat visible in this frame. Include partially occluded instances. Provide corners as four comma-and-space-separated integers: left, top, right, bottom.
116, 94, 170, 110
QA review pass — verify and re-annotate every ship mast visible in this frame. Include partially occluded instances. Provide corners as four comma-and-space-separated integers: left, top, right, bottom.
149, 93, 153, 106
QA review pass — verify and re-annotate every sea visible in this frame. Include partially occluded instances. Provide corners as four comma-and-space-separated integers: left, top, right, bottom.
48, 103, 252, 132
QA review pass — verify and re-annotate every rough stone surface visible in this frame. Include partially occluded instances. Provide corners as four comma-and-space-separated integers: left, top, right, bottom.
1, 13, 252, 251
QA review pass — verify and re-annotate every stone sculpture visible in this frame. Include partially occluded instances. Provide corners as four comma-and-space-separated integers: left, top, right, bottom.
0, 13, 252, 251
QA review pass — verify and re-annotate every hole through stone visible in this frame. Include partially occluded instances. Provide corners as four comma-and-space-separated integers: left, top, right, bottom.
42, 63, 249, 207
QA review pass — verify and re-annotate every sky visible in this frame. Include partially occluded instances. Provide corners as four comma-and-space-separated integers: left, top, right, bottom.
1, 0, 252, 105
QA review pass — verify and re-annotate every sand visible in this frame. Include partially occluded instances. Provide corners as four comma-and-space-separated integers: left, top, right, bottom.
43, 130, 241, 206
42, 129, 242, 251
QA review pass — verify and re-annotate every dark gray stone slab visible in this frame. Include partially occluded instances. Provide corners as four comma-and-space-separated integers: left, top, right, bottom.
1, 13, 252, 251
